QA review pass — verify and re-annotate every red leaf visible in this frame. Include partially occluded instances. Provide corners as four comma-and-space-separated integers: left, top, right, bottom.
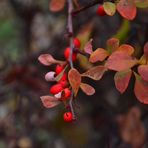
40, 96, 60, 108
81, 66, 107, 80
89, 48, 109, 63
114, 69, 132, 93
138, 65, 148, 82
49, 0, 65, 12
134, 73, 148, 104
105, 51, 138, 71
117, 0, 137, 20
68, 68, 81, 96
38, 54, 65, 66
80, 83, 95, 96
107, 38, 119, 53
84, 39, 93, 55
118, 44, 134, 55
144, 42, 148, 57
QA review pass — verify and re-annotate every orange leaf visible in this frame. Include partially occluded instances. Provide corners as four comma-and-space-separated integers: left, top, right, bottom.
68, 68, 81, 96
117, 0, 137, 20
89, 48, 109, 63
114, 69, 132, 93
105, 51, 138, 71
134, 73, 148, 104
106, 38, 119, 53
144, 42, 148, 57
80, 83, 95, 96
40, 96, 60, 108
118, 44, 134, 55
38, 54, 65, 66
49, 0, 66, 12
138, 65, 148, 82
81, 66, 107, 80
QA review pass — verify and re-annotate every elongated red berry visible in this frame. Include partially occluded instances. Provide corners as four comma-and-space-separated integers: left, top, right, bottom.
55, 65, 64, 75
64, 47, 77, 61
74, 38, 81, 48
50, 84, 63, 94
96, 5, 106, 16
63, 88, 71, 99
60, 73, 67, 81
63, 112, 73, 122
59, 80, 68, 88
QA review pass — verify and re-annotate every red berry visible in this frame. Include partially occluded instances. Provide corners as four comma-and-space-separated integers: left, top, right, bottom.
96, 5, 106, 16
74, 38, 81, 48
59, 80, 68, 88
64, 47, 77, 61
63, 88, 71, 99
50, 84, 63, 94
55, 65, 64, 75
60, 73, 67, 81
63, 112, 73, 122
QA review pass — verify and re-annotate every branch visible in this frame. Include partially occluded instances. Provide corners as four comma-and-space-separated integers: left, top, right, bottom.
72, 0, 104, 16
67, 0, 76, 120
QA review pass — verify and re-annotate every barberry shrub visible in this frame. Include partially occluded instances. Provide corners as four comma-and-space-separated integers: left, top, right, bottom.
38, 0, 148, 122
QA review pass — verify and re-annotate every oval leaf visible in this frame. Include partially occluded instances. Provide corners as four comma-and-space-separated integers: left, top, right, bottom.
135, 0, 148, 8
117, 0, 137, 20
89, 48, 109, 63
81, 66, 107, 80
144, 42, 148, 57
118, 44, 134, 55
84, 39, 93, 55
68, 68, 81, 96
138, 65, 148, 82
134, 73, 148, 104
80, 83, 95, 96
49, 0, 66, 12
38, 54, 65, 66
105, 51, 138, 71
103, 2, 116, 16
40, 96, 60, 108
107, 38, 119, 53
114, 69, 132, 93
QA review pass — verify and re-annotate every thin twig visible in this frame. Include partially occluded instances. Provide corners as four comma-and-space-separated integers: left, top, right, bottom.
67, 0, 76, 120
72, 0, 104, 16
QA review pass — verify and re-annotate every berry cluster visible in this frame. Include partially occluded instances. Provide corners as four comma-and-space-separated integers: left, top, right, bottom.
46, 38, 81, 122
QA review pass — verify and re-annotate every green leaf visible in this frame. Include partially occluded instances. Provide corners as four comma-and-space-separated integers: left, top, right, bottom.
103, 2, 116, 16
135, 0, 148, 8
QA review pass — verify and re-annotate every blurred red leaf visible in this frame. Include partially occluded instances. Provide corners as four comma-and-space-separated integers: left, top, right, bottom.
105, 51, 138, 71
114, 69, 132, 93
134, 73, 148, 104
144, 42, 148, 57
80, 83, 95, 96
117, 106, 145, 147
81, 66, 107, 80
38, 54, 65, 66
118, 44, 134, 55
68, 68, 81, 96
40, 96, 60, 108
84, 39, 93, 55
49, 0, 66, 12
106, 38, 119, 53
117, 0, 137, 20
138, 65, 148, 82
89, 48, 109, 63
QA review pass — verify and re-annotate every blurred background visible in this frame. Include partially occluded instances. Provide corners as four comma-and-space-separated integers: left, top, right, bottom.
0, 0, 148, 147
